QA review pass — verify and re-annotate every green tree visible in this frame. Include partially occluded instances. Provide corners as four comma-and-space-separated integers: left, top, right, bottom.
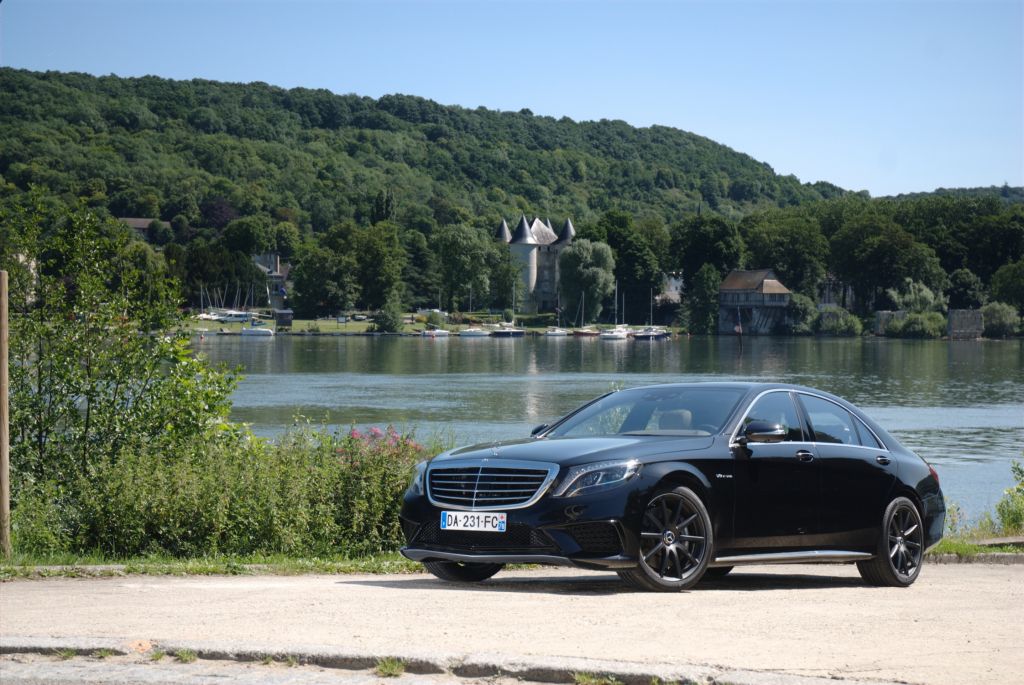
222, 215, 274, 255
886, 279, 947, 314
981, 302, 1020, 338
350, 221, 407, 309
557, 239, 616, 324
830, 213, 946, 314
739, 211, 827, 296
947, 268, 986, 309
401, 229, 440, 308
687, 263, 721, 334
990, 259, 1024, 313
434, 224, 490, 310
290, 243, 360, 317
370, 290, 405, 333
0, 196, 237, 499
669, 216, 744, 290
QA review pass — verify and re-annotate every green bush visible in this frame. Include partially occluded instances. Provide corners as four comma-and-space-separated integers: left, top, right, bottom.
814, 307, 862, 336
996, 461, 1024, 535
783, 293, 817, 334
370, 292, 405, 333
982, 301, 1020, 338
885, 312, 946, 339
11, 426, 427, 558
426, 311, 446, 328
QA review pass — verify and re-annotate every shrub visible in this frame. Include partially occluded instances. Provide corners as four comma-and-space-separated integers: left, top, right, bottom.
371, 292, 405, 333
815, 307, 862, 336
996, 461, 1024, 535
426, 311, 446, 328
783, 293, 817, 334
11, 425, 428, 558
982, 301, 1020, 338
885, 312, 945, 339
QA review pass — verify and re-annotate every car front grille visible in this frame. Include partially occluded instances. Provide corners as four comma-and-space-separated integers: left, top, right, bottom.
427, 461, 557, 510
412, 520, 554, 551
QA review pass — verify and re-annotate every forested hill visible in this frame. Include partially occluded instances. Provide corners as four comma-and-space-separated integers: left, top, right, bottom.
0, 67, 847, 230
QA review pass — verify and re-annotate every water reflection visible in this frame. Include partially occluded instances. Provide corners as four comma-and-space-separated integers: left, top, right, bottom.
199, 335, 1024, 519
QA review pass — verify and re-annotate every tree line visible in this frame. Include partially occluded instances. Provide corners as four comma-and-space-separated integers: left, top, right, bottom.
1, 68, 1022, 333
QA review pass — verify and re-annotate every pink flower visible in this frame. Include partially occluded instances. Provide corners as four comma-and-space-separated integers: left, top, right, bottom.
349, 428, 363, 440
369, 426, 384, 439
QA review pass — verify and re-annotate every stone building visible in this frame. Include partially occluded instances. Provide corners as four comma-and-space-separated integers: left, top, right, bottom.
495, 214, 575, 312
718, 269, 792, 334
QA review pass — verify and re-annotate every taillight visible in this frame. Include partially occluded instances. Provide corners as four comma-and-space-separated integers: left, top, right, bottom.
928, 464, 940, 486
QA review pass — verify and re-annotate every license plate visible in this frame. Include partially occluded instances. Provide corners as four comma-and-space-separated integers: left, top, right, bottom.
440, 511, 507, 532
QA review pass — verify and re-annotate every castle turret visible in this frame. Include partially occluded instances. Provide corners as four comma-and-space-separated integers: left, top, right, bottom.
555, 218, 576, 244
509, 214, 538, 295
495, 218, 512, 243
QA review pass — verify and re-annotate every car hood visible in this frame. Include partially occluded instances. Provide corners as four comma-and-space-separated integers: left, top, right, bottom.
430, 435, 716, 467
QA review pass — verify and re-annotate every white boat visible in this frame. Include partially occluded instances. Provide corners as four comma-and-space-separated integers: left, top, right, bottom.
459, 327, 491, 337
599, 325, 631, 340
544, 327, 570, 337
633, 326, 670, 341
216, 309, 252, 323
573, 327, 600, 338
421, 328, 450, 337
241, 326, 274, 337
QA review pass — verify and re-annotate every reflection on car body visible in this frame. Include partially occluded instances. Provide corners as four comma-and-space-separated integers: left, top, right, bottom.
400, 382, 944, 591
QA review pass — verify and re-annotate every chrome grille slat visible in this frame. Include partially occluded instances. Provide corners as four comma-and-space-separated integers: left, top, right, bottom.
427, 459, 559, 511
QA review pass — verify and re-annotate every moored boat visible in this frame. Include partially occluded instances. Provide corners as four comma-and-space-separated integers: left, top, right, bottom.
544, 327, 570, 337
632, 326, 670, 341
599, 325, 631, 340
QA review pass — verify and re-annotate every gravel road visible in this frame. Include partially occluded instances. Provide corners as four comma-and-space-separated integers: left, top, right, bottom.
2, 564, 1021, 685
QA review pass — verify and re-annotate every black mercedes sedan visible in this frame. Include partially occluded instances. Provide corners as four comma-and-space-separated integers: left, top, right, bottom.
399, 382, 945, 591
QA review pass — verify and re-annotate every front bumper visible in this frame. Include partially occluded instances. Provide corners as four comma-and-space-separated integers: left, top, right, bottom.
399, 482, 645, 570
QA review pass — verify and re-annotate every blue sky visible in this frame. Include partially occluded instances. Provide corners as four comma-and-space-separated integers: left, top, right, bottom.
1, 0, 1021, 196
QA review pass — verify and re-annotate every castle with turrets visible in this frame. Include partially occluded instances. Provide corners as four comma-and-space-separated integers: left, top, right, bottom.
494, 215, 576, 313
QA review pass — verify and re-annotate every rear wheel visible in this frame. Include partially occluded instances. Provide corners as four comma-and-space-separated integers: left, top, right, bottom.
423, 561, 503, 583
857, 496, 924, 587
618, 486, 712, 592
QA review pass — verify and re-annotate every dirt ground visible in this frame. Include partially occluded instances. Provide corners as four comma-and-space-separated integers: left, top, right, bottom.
2, 563, 1021, 685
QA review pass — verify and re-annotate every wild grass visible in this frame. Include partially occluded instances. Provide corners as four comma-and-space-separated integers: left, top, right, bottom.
573, 673, 622, 685
174, 649, 197, 664
375, 657, 406, 678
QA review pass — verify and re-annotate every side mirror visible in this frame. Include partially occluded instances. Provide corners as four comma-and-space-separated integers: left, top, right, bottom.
740, 420, 787, 444
530, 423, 549, 437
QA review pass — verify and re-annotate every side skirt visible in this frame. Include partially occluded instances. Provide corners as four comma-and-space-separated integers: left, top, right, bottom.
710, 550, 873, 567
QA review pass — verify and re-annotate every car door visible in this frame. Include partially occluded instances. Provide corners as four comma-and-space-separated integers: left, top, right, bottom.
796, 393, 898, 550
731, 390, 819, 550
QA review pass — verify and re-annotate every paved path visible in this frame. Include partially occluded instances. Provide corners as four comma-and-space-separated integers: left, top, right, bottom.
2, 564, 1021, 685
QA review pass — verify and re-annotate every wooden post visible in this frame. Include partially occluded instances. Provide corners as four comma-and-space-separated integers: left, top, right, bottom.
0, 270, 10, 558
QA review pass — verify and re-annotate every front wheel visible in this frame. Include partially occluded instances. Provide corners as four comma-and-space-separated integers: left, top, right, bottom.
618, 486, 713, 592
423, 560, 503, 583
857, 496, 924, 587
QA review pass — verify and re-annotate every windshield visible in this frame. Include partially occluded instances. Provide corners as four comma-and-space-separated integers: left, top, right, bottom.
547, 386, 745, 438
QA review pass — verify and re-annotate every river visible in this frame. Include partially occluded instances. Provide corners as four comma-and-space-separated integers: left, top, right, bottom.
197, 334, 1023, 521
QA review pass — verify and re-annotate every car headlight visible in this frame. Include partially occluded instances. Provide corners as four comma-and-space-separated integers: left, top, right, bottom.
407, 461, 428, 495
553, 459, 640, 497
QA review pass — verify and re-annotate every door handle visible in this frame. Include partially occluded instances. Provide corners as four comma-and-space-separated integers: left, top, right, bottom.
876, 455, 892, 466
796, 450, 815, 463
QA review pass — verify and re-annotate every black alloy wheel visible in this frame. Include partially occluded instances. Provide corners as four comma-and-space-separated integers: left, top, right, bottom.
618, 486, 712, 591
423, 560, 504, 583
857, 496, 925, 587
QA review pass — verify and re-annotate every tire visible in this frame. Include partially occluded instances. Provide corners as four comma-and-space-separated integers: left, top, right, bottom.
423, 560, 503, 583
618, 486, 713, 592
702, 566, 734, 579
857, 496, 925, 587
